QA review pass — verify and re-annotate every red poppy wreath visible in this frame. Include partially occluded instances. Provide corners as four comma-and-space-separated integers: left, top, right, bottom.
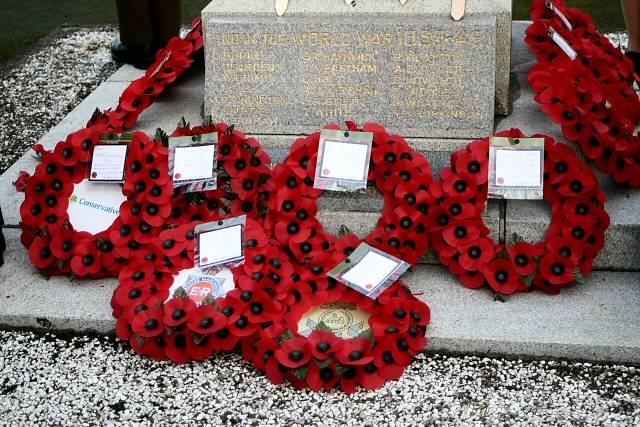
232, 122, 433, 393
525, 0, 640, 187
428, 129, 610, 296
15, 17, 205, 277
111, 123, 275, 363
19, 129, 172, 278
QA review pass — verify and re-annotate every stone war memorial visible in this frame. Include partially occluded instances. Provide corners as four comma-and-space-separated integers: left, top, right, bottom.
203, 0, 512, 146
1, 0, 640, 404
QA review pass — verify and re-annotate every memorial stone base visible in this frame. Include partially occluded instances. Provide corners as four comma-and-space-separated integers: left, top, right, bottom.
203, 0, 512, 150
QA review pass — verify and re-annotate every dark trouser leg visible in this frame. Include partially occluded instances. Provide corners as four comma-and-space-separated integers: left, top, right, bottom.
115, 0, 154, 45
0, 207, 5, 267
150, 0, 181, 46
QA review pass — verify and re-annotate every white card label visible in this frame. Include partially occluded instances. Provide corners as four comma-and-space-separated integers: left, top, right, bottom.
495, 150, 542, 187
547, 1, 573, 30
173, 145, 216, 181
198, 224, 243, 267
89, 144, 128, 182
320, 140, 370, 181
341, 250, 400, 291
68, 180, 126, 234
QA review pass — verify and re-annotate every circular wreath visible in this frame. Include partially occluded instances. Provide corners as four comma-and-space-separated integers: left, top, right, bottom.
15, 18, 205, 277
111, 123, 275, 363
19, 129, 173, 278
428, 129, 609, 296
231, 122, 433, 393
525, 0, 640, 187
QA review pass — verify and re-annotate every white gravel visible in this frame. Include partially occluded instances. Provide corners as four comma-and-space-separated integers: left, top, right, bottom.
0, 28, 117, 173
0, 331, 637, 426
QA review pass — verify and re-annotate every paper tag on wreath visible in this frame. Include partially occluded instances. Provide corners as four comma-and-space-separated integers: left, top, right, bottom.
168, 267, 235, 305
328, 243, 409, 299
488, 137, 544, 200
168, 132, 218, 193
313, 129, 373, 192
88, 134, 132, 184
195, 215, 246, 272
549, 27, 577, 60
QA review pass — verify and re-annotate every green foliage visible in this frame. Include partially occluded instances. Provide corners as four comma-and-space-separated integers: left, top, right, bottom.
315, 321, 333, 332
154, 128, 169, 147
508, 233, 524, 246
177, 117, 189, 129
357, 328, 374, 341
338, 225, 353, 237
493, 293, 509, 303
521, 273, 536, 290
291, 366, 308, 380
574, 268, 586, 285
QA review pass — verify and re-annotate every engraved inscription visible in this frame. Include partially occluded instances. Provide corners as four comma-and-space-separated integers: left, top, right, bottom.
206, 18, 496, 137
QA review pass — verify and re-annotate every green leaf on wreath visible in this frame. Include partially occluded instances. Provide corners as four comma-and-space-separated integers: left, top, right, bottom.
177, 116, 189, 129
574, 268, 586, 285
173, 287, 188, 299
356, 328, 374, 341
493, 293, 509, 303
202, 115, 214, 127
259, 174, 271, 185
496, 246, 509, 259
218, 168, 230, 179
335, 363, 350, 375
338, 225, 352, 237
281, 329, 295, 342
248, 146, 259, 155
154, 128, 169, 147
316, 358, 333, 369
509, 233, 525, 246
203, 294, 218, 307
291, 366, 308, 380
315, 321, 333, 332
191, 332, 207, 346
90, 107, 103, 123
521, 273, 536, 289
224, 125, 235, 135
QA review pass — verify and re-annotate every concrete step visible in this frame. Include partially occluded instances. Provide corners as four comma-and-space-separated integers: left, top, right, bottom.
0, 227, 638, 364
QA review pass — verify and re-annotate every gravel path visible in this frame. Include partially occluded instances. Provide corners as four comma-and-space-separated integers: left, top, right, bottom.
0, 28, 117, 174
0, 331, 638, 426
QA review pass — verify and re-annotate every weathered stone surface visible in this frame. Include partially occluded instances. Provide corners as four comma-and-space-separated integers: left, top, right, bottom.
204, 3, 498, 138
203, 0, 512, 115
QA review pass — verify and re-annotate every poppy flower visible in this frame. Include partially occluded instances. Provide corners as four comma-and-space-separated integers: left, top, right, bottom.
442, 220, 487, 249
307, 329, 344, 360
186, 304, 226, 335
132, 306, 164, 337
372, 337, 409, 380
540, 253, 576, 285
458, 238, 496, 271
358, 362, 386, 390
545, 235, 584, 264
70, 240, 101, 276
306, 361, 340, 392
53, 141, 80, 167
128, 76, 163, 97
336, 338, 373, 366
441, 168, 477, 199
28, 238, 55, 269
186, 334, 217, 361
275, 337, 312, 369
163, 297, 197, 327
142, 334, 169, 361
119, 260, 154, 287
164, 332, 191, 364
507, 242, 543, 277
483, 259, 526, 295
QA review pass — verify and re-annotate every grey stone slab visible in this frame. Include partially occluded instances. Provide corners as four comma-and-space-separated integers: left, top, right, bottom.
1, 225, 638, 364
204, 12, 497, 139
203, 0, 512, 115
407, 265, 640, 364
106, 64, 145, 82
0, 230, 115, 334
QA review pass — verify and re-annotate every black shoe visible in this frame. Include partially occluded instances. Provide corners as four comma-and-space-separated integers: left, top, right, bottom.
111, 38, 156, 69
626, 51, 640, 80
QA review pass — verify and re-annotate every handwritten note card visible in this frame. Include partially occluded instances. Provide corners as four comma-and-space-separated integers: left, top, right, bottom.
314, 130, 372, 191
89, 144, 128, 182
173, 145, 216, 182
495, 150, 542, 187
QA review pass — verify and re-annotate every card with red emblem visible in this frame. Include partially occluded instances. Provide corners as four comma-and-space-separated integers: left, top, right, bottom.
313, 129, 373, 192
195, 215, 246, 272
168, 132, 218, 193
88, 134, 131, 183
488, 137, 544, 200
328, 243, 409, 299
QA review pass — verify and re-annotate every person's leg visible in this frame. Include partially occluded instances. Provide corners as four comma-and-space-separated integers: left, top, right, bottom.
621, 0, 640, 76
150, 0, 181, 47
112, 0, 156, 68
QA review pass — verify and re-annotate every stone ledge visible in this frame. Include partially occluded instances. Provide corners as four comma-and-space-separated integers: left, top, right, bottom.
1, 228, 638, 364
